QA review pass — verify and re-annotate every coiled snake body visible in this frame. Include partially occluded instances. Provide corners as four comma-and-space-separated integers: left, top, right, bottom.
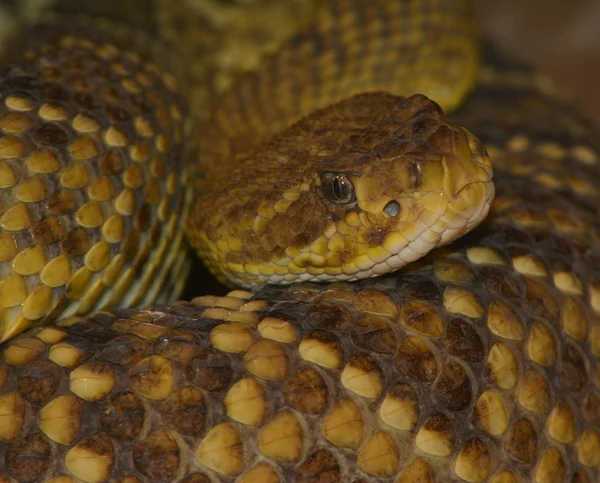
0, 1, 599, 482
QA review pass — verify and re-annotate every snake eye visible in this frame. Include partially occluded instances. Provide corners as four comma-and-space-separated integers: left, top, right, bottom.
320, 173, 356, 205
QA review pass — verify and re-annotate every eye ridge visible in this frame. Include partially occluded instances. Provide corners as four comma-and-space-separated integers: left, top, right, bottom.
320, 172, 356, 205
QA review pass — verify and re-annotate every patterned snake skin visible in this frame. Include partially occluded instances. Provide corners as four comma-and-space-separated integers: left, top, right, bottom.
186, 0, 494, 288
0, 4, 193, 342
1, 0, 600, 482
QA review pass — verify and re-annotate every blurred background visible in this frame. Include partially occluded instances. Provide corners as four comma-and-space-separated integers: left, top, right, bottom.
481, 0, 600, 125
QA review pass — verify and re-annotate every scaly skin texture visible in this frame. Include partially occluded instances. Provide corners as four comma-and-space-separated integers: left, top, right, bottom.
0, 2, 599, 483
3, 57, 600, 478
0, 16, 193, 343
0, 0, 493, 341
187, 0, 492, 287
190, 92, 492, 286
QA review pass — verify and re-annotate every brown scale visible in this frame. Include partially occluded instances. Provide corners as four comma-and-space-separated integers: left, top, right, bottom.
0, 13, 192, 343
2, 134, 600, 483
184, 0, 489, 288
0, 3, 599, 483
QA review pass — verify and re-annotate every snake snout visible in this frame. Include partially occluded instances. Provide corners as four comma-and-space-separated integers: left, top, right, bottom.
438, 129, 495, 242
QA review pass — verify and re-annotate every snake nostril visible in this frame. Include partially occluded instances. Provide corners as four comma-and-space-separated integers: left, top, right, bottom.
384, 200, 400, 217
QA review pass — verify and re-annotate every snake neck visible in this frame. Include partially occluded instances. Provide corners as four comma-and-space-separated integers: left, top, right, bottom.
197, 0, 480, 192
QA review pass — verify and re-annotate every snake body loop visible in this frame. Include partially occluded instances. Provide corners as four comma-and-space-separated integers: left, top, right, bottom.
0, 13, 194, 342
0, 1, 600, 482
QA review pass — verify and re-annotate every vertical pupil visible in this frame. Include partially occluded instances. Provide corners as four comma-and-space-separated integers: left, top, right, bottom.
333, 177, 343, 199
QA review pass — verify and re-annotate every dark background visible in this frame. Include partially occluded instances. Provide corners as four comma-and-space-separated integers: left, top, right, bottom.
481, 0, 600, 125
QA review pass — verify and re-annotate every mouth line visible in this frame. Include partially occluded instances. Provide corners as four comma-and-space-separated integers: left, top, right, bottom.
453, 178, 493, 197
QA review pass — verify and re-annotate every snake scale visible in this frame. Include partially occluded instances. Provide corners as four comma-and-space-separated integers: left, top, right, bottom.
0, 0, 599, 482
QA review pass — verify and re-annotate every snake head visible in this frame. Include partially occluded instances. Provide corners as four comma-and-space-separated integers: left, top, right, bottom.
188, 93, 494, 287
311, 93, 494, 279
